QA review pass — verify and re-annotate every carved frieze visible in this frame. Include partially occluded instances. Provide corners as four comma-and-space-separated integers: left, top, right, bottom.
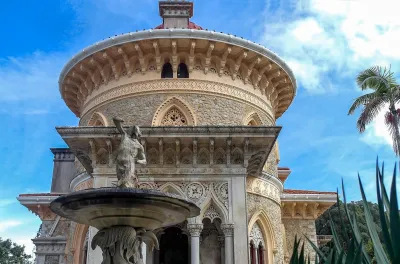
82, 79, 272, 117
137, 181, 229, 212
246, 177, 280, 204
44, 255, 59, 264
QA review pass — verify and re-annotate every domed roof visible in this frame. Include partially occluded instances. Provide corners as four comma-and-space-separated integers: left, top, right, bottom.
155, 21, 203, 30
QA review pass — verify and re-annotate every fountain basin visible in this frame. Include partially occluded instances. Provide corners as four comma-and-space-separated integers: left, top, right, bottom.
50, 188, 200, 230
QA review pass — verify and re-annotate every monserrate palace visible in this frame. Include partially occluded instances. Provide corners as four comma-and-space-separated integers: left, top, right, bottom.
18, 1, 336, 264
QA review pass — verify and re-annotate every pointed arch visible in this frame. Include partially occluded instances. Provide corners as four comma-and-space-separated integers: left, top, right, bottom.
214, 148, 226, 165
160, 182, 186, 197
198, 148, 210, 165
198, 194, 228, 224
248, 210, 276, 264
244, 112, 263, 126
163, 148, 176, 165
146, 148, 159, 165
87, 112, 108, 126
71, 224, 89, 264
180, 147, 192, 165
152, 97, 196, 126
231, 147, 244, 165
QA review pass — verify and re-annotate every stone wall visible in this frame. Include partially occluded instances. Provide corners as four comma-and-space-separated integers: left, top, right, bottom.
80, 93, 273, 126
247, 193, 284, 264
282, 219, 317, 263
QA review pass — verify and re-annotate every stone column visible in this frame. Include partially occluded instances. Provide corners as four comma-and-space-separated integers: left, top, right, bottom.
218, 236, 225, 264
187, 224, 203, 264
141, 242, 147, 263
87, 227, 103, 264
221, 224, 234, 264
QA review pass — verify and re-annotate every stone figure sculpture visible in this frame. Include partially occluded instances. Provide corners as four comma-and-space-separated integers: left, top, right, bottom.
113, 117, 146, 188
91, 226, 159, 264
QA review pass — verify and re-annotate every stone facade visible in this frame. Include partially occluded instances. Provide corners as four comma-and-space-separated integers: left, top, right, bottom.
282, 219, 317, 263
80, 86, 273, 127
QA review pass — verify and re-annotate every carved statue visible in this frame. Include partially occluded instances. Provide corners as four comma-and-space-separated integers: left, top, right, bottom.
113, 117, 146, 188
91, 226, 159, 264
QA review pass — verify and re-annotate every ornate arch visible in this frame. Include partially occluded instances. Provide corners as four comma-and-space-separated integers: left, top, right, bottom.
198, 148, 210, 165
198, 194, 228, 224
231, 147, 244, 165
87, 112, 108, 126
152, 97, 196, 126
146, 148, 159, 165
159, 182, 186, 198
70, 224, 89, 264
244, 112, 263, 126
248, 210, 277, 264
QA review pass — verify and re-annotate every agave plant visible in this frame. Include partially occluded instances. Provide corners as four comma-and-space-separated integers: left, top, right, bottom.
289, 159, 400, 264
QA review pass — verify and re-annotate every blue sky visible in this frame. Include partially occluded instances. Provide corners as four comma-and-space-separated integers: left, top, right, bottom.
1, 0, 400, 255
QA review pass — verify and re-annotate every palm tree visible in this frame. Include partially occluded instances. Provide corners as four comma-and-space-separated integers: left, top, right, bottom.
348, 66, 400, 155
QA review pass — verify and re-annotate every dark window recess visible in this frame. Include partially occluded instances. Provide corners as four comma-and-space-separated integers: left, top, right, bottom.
161, 63, 173, 78
177, 63, 189, 78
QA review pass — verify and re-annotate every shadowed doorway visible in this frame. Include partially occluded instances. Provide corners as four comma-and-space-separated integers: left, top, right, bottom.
158, 227, 189, 264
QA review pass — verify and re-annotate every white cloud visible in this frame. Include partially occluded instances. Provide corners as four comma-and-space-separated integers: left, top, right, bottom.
261, 0, 400, 93
0, 52, 67, 102
0, 220, 22, 232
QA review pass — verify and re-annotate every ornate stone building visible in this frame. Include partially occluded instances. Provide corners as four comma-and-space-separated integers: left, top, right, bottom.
18, 1, 336, 264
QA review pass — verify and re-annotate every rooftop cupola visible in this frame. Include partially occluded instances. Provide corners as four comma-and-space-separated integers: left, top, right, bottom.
158, 0, 194, 29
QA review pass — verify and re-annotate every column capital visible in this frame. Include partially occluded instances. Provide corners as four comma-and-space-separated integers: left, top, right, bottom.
187, 224, 203, 237
221, 223, 234, 237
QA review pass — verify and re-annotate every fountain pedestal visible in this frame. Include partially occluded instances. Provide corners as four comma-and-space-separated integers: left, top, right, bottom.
50, 188, 200, 264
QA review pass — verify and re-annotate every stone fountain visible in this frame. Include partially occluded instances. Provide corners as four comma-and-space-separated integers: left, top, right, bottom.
50, 117, 200, 264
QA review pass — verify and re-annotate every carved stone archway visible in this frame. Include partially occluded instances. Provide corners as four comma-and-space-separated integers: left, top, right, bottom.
152, 97, 196, 126
70, 224, 89, 264
248, 211, 276, 264
87, 112, 108, 126
244, 112, 262, 126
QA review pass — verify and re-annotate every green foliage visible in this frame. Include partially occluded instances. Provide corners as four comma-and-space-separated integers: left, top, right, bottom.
0, 237, 32, 264
289, 159, 400, 264
316, 200, 381, 258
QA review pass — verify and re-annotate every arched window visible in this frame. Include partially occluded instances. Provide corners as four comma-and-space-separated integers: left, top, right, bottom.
161, 107, 187, 126
161, 62, 173, 78
177, 63, 189, 78
250, 241, 256, 264
258, 244, 265, 264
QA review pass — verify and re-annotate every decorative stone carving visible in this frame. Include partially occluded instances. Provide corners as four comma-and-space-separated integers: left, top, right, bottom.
82, 80, 273, 119
44, 255, 59, 264
187, 224, 203, 237
203, 204, 221, 222
213, 182, 229, 209
91, 226, 158, 264
185, 182, 205, 200
161, 107, 188, 126
250, 222, 265, 247
246, 177, 280, 204
113, 117, 146, 188
221, 224, 234, 237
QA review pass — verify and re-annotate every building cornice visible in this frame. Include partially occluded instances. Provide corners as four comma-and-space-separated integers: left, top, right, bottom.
58, 29, 297, 118
281, 193, 337, 203
59, 29, 296, 91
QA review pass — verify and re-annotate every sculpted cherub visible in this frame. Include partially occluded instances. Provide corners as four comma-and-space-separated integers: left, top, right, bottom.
112, 117, 146, 188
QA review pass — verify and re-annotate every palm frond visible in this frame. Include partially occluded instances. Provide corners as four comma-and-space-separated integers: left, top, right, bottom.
356, 97, 387, 132
356, 66, 397, 91
348, 92, 386, 115
383, 116, 400, 155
